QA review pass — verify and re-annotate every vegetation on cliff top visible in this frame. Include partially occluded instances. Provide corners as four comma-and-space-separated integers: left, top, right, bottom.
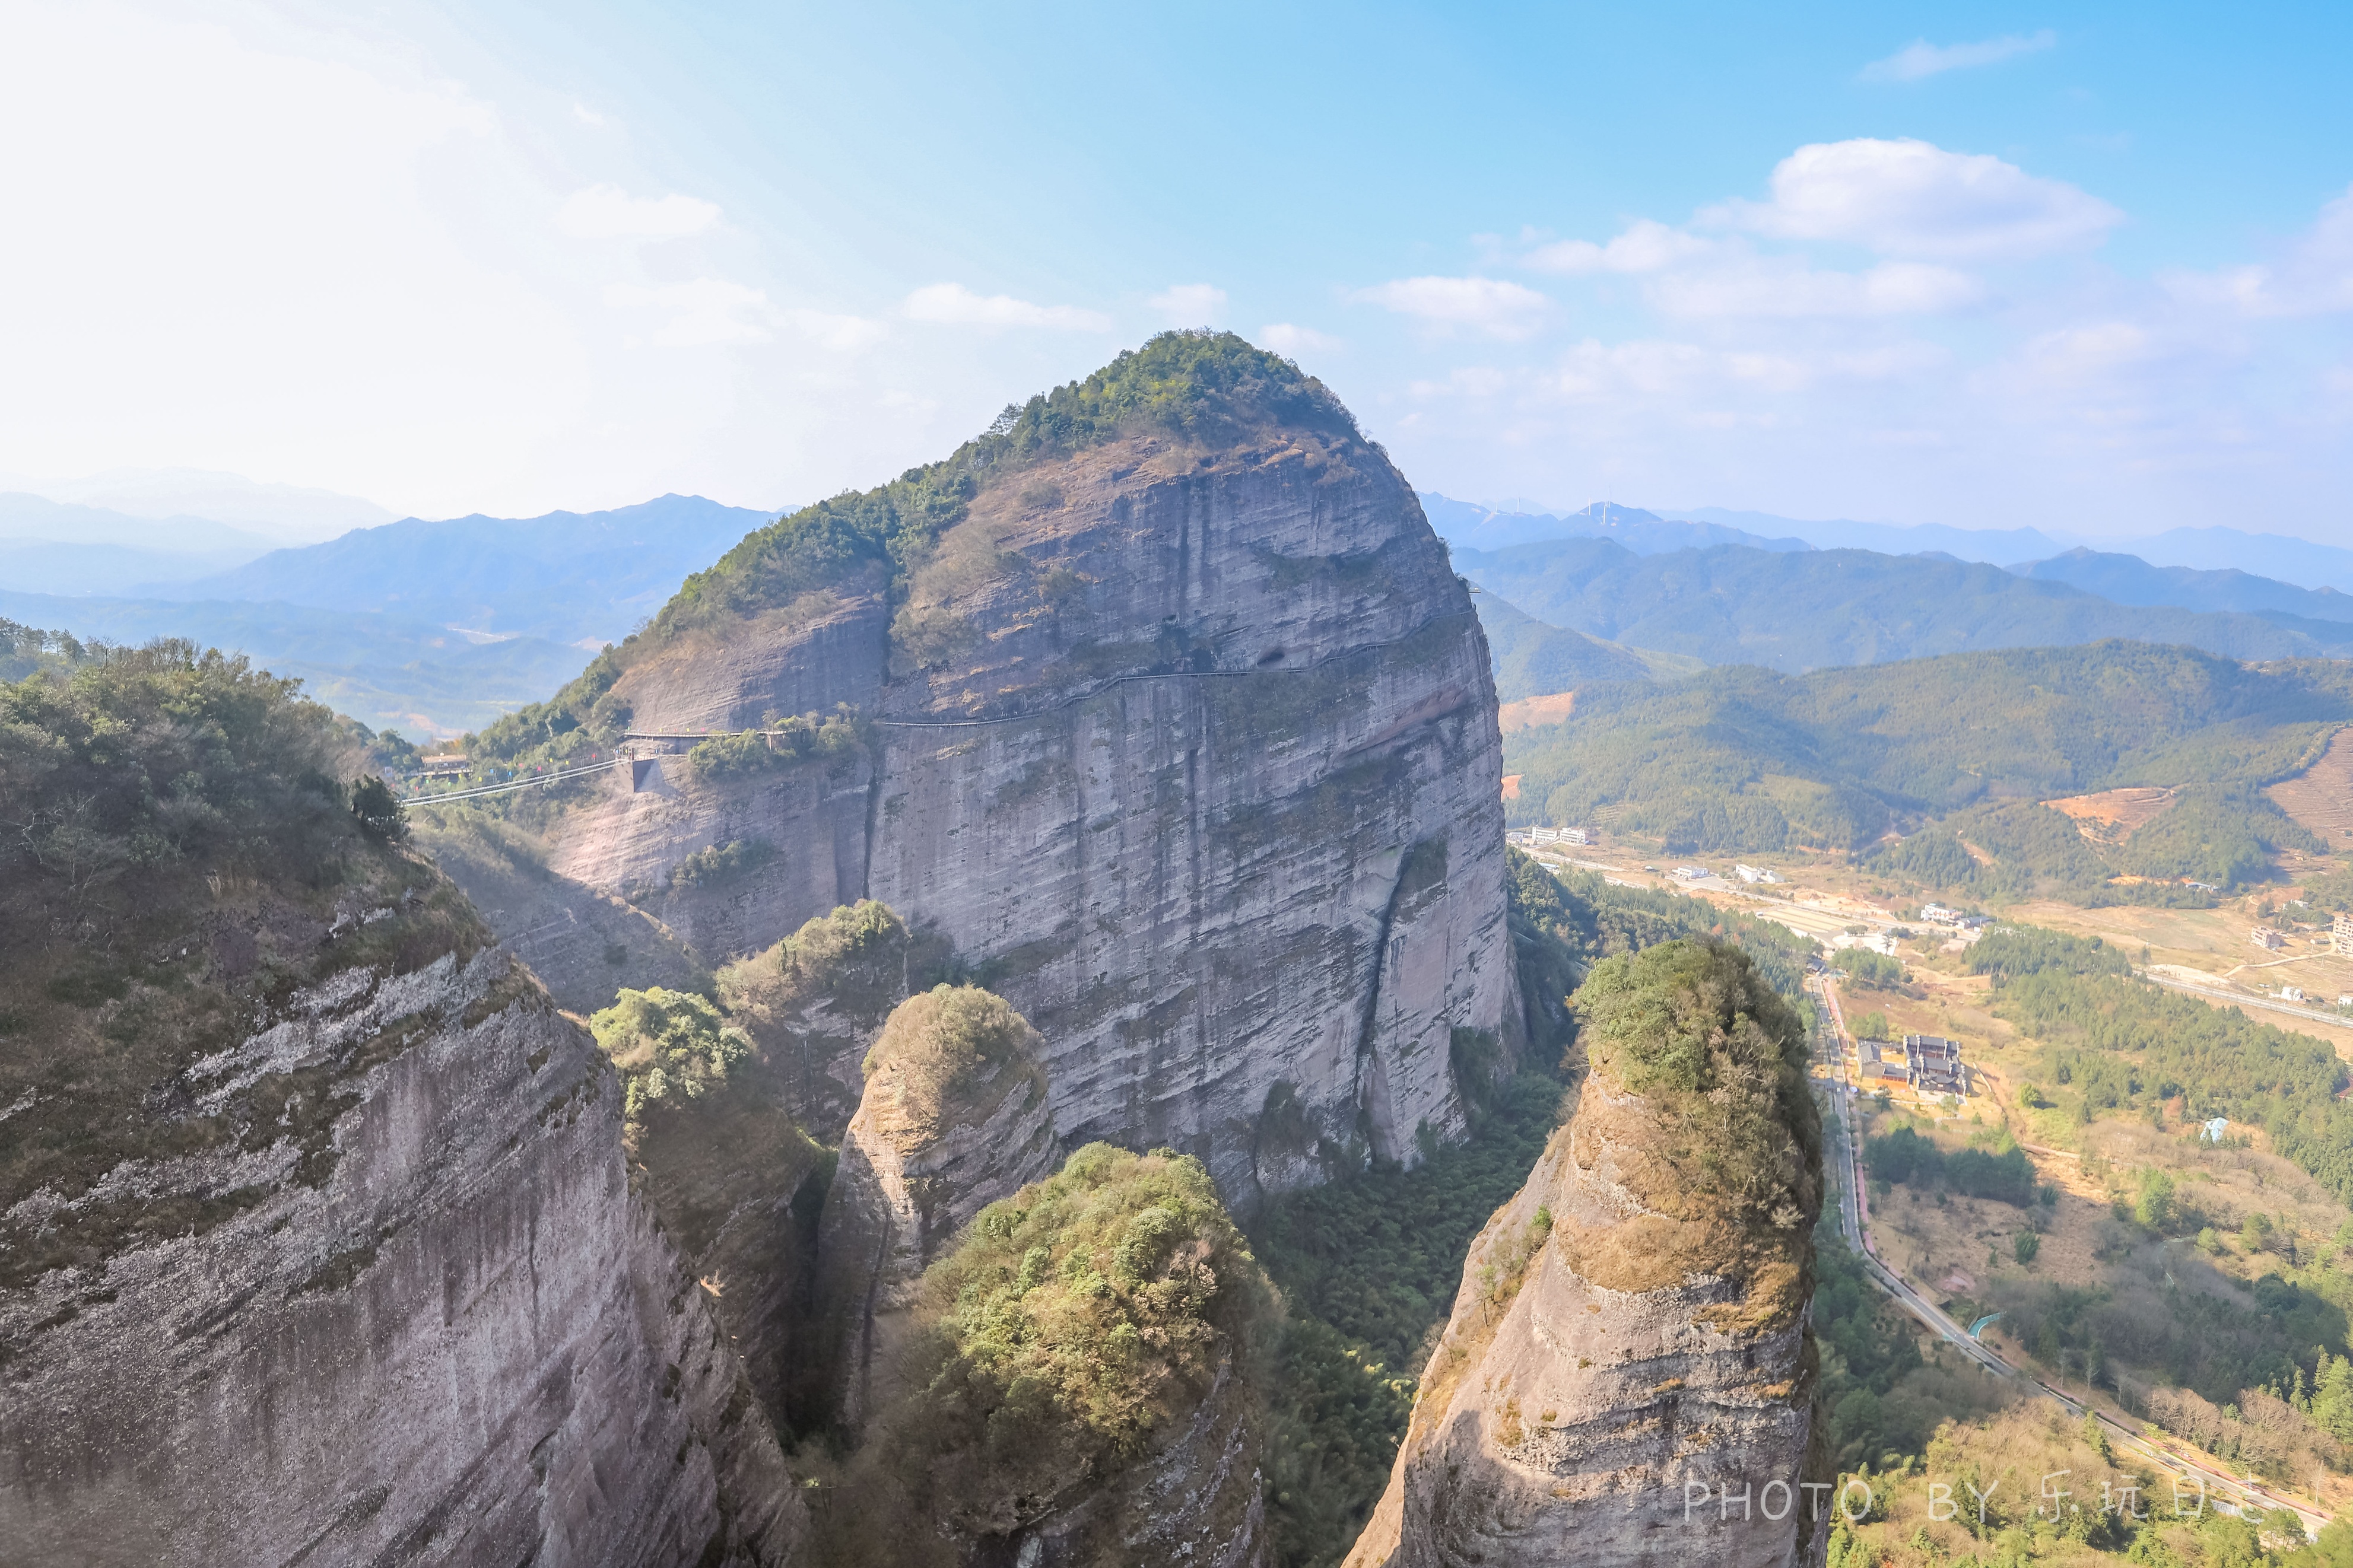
588, 986, 752, 1127
1570, 939, 1822, 1312
446, 331, 1360, 788
812, 1143, 1274, 1563
0, 641, 492, 1292
856, 983, 1045, 1146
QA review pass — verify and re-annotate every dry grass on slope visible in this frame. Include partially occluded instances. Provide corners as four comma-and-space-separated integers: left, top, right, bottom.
1564, 938, 1824, 1331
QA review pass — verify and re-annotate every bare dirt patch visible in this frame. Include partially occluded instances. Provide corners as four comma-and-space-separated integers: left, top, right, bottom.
1500, 773, 1520, 802
2043, 785, 2178, 845
2268, 724, 2353, 845
1496, 689, 1576, 734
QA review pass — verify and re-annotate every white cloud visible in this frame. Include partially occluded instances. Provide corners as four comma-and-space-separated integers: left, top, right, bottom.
1862, 30, 2056, 83
557, 183, 720, 240
2163, 184, 2353, 317
2021, 321, 2156, 380
602, 281, 884, 350
901, 282, 1112, 330
1523, 219, 1711, 275
572, 102, 606, 128
1650, 256, 1982, 318
1147, 283, 1227, 325
1260, 323, 1342, 355
1711, 138, 2122, 260
1350, 276, 1552, 340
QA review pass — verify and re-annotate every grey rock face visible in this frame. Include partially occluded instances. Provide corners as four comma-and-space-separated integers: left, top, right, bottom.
815, 987, 1060, 1427
505, 429, 1517, 1208
0, 950, 803, 1568
1346, 1076, 1821, 1568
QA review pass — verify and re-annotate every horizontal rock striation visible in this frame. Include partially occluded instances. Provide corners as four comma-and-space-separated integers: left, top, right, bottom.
492, 341, 1517, 1208
0, 949, 802, 1568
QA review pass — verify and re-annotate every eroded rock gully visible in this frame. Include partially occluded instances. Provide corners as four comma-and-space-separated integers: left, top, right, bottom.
0, 949, 802, 1567
472, 424, 1517, 1208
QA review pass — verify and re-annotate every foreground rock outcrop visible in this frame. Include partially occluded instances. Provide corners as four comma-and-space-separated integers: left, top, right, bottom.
2, 942, 802, 1567
816, 984, 1060, 1427
812, 1144, 1271, 1568
1347, 940, 1825, 1567
0, 644, 808, 1564
449, 334, 1518, 1207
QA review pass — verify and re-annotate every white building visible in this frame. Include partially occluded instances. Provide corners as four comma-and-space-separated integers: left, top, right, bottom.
1734, 863, 1782, 885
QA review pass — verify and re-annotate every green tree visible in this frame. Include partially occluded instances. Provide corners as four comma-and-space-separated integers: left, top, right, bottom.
2134, 1170, 2177, 1232
348, 774, 407, 841
2015, 1230, 2041, 1266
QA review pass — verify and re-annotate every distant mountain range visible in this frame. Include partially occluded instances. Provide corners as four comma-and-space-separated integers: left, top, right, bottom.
0, 467, 395, 541
0, 589, 593, 739
0, 494, 784, 734
2017, 548, 2353, 626
1453, 536, 2353, 675
1421, 495, 1806, 555
1426, 493, 2353, 594
148, 494, 780, 645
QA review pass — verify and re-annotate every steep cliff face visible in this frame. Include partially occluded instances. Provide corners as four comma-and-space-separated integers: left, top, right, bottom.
1346, 940, 1824, 1568
1, 944, 803, 1567
472, 335, 1517, 1208
815, 984, 1060, 1427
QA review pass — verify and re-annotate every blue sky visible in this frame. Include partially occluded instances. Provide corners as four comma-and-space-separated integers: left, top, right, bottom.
5, 1, 2350, 538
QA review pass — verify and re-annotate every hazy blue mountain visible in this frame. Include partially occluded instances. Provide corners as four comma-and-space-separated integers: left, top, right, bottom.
1451, 537, 2353, 674
1420, 494, 1806, 555
0, 589, 593, 739
2016, 546, 2353, 625
0, 492, 281, 555
0, 539, 269, 595
1668, 506, 2073, 564
2103, 526, 2353, 595
1470, 589, 1695, 701
157, 494, 780, 646
5, 467, 396, 540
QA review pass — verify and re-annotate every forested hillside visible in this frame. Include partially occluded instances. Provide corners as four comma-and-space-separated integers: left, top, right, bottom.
1470, 589, 1690, 700
1501, 641, 2352, 889
1453, 537, 2353, 672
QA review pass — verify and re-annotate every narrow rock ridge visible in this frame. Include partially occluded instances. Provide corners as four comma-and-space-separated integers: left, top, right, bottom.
477, 365, 1516, 1210
0, 950, 803, 1567
815, 984, 1060, 1428
1347, 944, 1824, 1568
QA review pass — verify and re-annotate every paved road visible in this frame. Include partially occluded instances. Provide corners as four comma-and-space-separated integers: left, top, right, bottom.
2145, 968, 2353, 1032
1809, 975, 2327, 1540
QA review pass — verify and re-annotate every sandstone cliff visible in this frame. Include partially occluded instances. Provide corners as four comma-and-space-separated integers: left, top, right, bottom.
1345, 940, 1825, 1567
447, 333, 1518, 1208
0, 647, 804, 1566
2, 927, 803, 1567
814, 983, 1060, 1427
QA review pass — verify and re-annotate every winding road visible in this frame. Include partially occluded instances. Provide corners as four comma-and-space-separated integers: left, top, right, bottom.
1811, 974, 2329, 1541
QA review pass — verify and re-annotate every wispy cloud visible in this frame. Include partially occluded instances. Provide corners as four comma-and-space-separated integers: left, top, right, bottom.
2162, 183, 2353, 317
1523, 219, 1711, 276
901, 282, 1111, 331
602, 280, 883, 350
1260, 323, 1342, 355
558, 184, 719, 240
1862, 30, 2056, 83
1349, 276, 1552, 340
1707, 138, 2120, 260
1147, 283, 1227, 325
